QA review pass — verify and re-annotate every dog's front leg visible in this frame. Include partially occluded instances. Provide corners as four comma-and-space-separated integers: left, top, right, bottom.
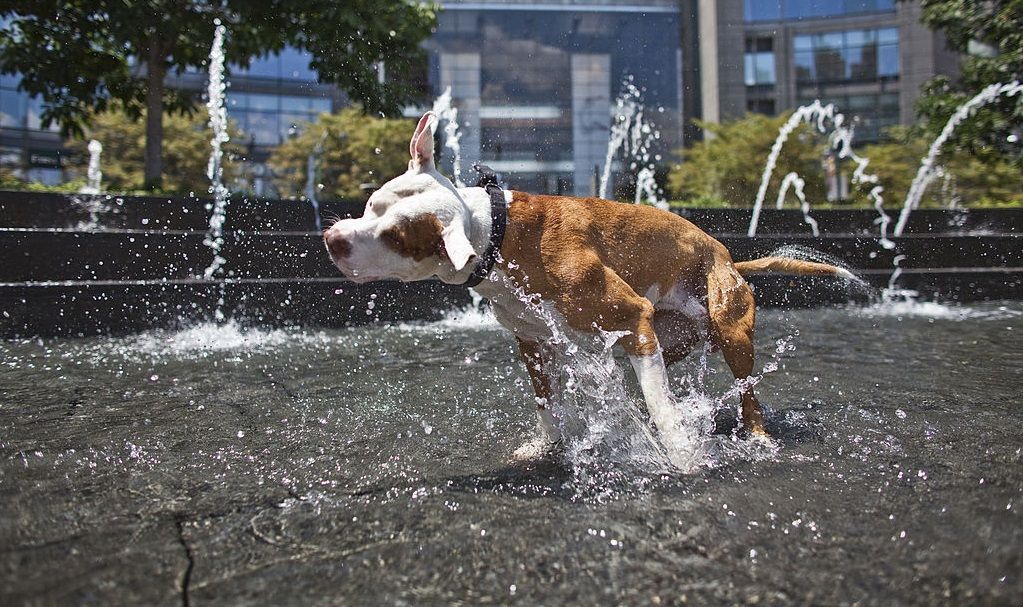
516, 337, 562, 446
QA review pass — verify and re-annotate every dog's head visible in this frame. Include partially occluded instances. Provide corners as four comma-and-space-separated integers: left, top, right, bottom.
323, 112, 479, 284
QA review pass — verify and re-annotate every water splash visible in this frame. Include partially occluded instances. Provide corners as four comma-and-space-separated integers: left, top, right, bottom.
79, 139, 103, 195
202, 19, 230, 284
764, 245, 871, 292
491, 270, 790, 490
600, 79, 666, 209
775, 172, 819, 236
431, 87, 464, 187
893, 81, 1023, 236
748, 102, 890, 248
304, 131, 326, 232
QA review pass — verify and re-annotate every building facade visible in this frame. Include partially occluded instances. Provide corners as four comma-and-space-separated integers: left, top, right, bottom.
687, 0, 958, 142
2, 1, 956, 194
423, 0, 682, 195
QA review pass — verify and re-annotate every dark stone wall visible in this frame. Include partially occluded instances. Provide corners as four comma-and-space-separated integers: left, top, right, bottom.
1, 190, 1020, 337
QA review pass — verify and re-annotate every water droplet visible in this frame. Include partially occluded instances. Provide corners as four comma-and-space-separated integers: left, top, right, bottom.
422, 421, 433, 435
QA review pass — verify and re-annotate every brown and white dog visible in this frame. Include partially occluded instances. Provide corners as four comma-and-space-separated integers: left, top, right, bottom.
324, 112, 852, 459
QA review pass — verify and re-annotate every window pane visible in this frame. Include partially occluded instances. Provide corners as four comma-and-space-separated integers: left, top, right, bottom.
879, 92, 900, 110
309, 98, 332, 114
279, 48, 316, 81
744, 54, 756, 86
843, 46, 867, 79
745, 0, 781, 21
793, 35, 814, 51
784, 0, 816, 19
845, 29, 868, 47
240, 111, 278, 145
848, 93, 875, 110
815, 47, 845, 81
0, 89, 26, 127
756, 53, 776, 84
794, 51, 816, 82
878, 43, 899, 76
817, 32, 844, 50
849, 42, 877, 79
240, 54, 280, 78
246, 94, 280, 112
877, 27, 899, 44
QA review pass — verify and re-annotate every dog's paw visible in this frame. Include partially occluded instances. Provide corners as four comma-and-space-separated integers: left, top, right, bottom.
510, 436, 562, 462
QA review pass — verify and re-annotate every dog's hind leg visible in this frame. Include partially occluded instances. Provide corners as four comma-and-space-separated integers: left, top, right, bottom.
546, 255, 681, 441
516, 338, 561, 446
706, 263, 768, 436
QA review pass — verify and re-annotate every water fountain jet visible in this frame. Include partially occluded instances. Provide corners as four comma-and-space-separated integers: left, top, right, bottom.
431, 87, 464, 187
893, 81, 1023, 237
79, 140, 103, 195
202, 19, 230, 285
599, 80, 666, 209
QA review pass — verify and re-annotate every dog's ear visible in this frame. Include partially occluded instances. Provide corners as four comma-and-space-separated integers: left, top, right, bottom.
441, 221, 478, 272
409, 111, 437, 170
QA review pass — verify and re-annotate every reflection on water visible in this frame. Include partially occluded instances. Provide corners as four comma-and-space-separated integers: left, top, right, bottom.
2, 302, 1021, 604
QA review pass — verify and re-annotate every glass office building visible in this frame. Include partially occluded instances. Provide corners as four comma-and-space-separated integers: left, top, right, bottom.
3, 1, 955, 191
720, 0, 957, 142
424, 1, 682, 195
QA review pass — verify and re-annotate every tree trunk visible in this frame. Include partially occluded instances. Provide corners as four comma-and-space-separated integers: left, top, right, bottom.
144, 39, 166, 189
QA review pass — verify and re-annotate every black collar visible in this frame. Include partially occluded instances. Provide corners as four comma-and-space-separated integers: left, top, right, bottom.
462, 165, 507, 288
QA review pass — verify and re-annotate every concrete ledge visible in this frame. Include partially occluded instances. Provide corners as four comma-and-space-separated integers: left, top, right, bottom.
1, 191, 1019, 337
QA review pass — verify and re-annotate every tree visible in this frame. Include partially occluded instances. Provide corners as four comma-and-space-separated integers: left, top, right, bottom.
856, 126, 1023, 207
909, 0, 1023, 164
64, 107, 243, 194
668, 113, 827, 207
268, 108, 413, 200
0, 1, 437, 188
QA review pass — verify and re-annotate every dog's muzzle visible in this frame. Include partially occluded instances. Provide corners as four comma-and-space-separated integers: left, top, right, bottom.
324, 229, 352, 262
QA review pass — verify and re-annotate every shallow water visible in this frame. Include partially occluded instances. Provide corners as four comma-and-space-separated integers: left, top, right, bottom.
1, 302, 1021, 605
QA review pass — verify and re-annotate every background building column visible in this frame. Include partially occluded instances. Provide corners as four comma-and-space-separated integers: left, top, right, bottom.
571, 53, 611, 197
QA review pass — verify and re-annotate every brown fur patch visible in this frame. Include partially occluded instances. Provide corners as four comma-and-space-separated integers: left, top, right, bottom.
380, 213, 445, 262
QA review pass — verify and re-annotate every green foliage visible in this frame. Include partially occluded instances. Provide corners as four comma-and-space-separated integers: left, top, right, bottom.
669, 113, 1023, 209
63, 107, 243, 195
0, 168, 85, 193
268, 107, 414, 200
667, 113, 827, 207
0, 2, 437, 133
0, 1, 437, 187
856, 126, 1023, 207
911, 0, 1023, 163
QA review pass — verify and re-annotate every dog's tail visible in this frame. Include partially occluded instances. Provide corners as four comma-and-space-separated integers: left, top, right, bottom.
733, 256, 855, 279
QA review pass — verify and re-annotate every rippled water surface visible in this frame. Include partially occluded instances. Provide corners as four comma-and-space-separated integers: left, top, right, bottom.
2, 302, 1021, 605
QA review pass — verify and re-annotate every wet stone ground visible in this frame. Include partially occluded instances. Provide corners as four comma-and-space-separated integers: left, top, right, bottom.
1, 302, 1021, 606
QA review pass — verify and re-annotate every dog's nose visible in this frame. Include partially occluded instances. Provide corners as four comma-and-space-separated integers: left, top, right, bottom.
324, 230, 352, 260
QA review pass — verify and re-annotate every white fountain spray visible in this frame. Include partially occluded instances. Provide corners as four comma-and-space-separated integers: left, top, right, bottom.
79, 139, 103, 195
304, 131, 326, 233
747, 102, 891, 248
599, 79, 667, 209
775, 171, 819, 236
202, 19, 230, 284
431, 87, 464, 187
893, 81, 1023, 237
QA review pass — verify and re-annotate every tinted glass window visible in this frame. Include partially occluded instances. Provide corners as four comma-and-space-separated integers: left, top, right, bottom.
748, 0, 895, 21
795, 27, 899, 84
